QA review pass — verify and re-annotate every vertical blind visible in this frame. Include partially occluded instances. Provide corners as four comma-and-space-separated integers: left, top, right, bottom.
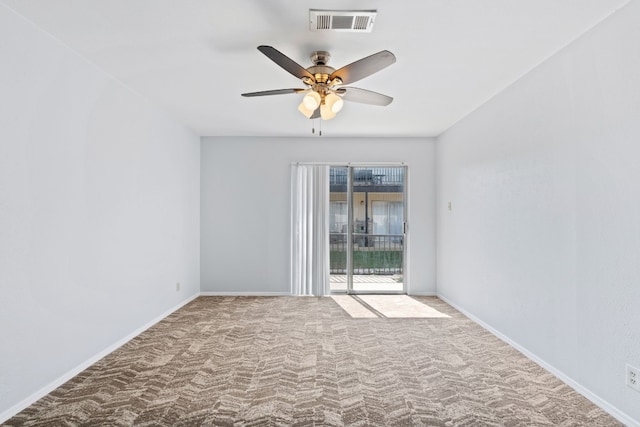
290, 164, 330, 296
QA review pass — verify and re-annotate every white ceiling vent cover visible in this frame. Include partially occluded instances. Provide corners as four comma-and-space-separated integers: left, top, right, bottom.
309, 10, 377, 33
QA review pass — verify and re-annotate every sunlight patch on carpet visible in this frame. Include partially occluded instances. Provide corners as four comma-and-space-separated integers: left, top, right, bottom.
359, 295, 451, 318
330, 295, 451, 319
330, 295, 379, 318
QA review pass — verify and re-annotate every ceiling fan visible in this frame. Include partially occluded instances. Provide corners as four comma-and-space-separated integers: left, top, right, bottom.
241, 45, 396, 120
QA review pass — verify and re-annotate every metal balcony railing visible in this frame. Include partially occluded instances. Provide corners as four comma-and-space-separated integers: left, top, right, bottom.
329, 233, 403, 275
329, 168, 404, 186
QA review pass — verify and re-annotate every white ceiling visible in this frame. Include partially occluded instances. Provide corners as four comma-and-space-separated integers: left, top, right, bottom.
2, 0, 629, 137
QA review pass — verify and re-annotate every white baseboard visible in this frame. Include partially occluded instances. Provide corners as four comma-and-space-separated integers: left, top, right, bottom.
0, 293, 200, 425
436, 293, 639, 427
408, 291, 437, 296
199, 291, 292, 296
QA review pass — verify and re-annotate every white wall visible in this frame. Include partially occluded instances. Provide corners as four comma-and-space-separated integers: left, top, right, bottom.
201, 137, 436, 295
0, 5, 200, 419
436, 1, 640, 424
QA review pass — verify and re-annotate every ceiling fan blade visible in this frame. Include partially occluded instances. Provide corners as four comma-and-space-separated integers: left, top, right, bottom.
241, 88, 305, 97
330, 50, 396, 85
337, 87, 393, 106
257, 45, 315, 81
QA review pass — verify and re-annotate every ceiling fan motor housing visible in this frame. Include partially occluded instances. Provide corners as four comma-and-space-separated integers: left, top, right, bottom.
308, 52, 335, 84
307, 65, 335, 84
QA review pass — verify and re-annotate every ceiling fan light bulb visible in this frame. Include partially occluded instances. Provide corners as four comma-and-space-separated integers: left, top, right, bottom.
320, 103, 336, 120
303, 91, 321, 110
333, 98, 344, 113
326, 93, 344, 113
298, 102, 314, 118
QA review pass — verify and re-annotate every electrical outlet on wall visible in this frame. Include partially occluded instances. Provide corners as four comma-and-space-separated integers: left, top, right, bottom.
176, 282, 181, 292
627, 364, 640, 392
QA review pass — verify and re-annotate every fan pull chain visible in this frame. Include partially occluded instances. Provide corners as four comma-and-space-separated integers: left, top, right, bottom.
310, 119, 323, 136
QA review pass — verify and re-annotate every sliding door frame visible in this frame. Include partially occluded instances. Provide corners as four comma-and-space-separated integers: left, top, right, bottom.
327, 162, 408, 295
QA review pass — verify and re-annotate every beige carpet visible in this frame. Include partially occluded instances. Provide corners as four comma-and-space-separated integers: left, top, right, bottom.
6, 296, 621, 426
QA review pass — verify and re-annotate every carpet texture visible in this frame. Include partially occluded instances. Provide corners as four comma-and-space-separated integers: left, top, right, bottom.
5, 296, 621, 426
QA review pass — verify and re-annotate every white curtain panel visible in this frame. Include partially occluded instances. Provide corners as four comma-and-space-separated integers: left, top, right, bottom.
290, 164, 330, 296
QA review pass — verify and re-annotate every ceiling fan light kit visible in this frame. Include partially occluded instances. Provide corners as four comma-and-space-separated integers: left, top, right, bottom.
241, 45, 396, 123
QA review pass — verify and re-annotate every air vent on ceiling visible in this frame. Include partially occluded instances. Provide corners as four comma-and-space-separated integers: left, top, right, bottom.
309, 10, 377, 33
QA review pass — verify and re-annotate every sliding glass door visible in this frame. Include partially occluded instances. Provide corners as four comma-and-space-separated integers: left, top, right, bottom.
329, 165, 406, 294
